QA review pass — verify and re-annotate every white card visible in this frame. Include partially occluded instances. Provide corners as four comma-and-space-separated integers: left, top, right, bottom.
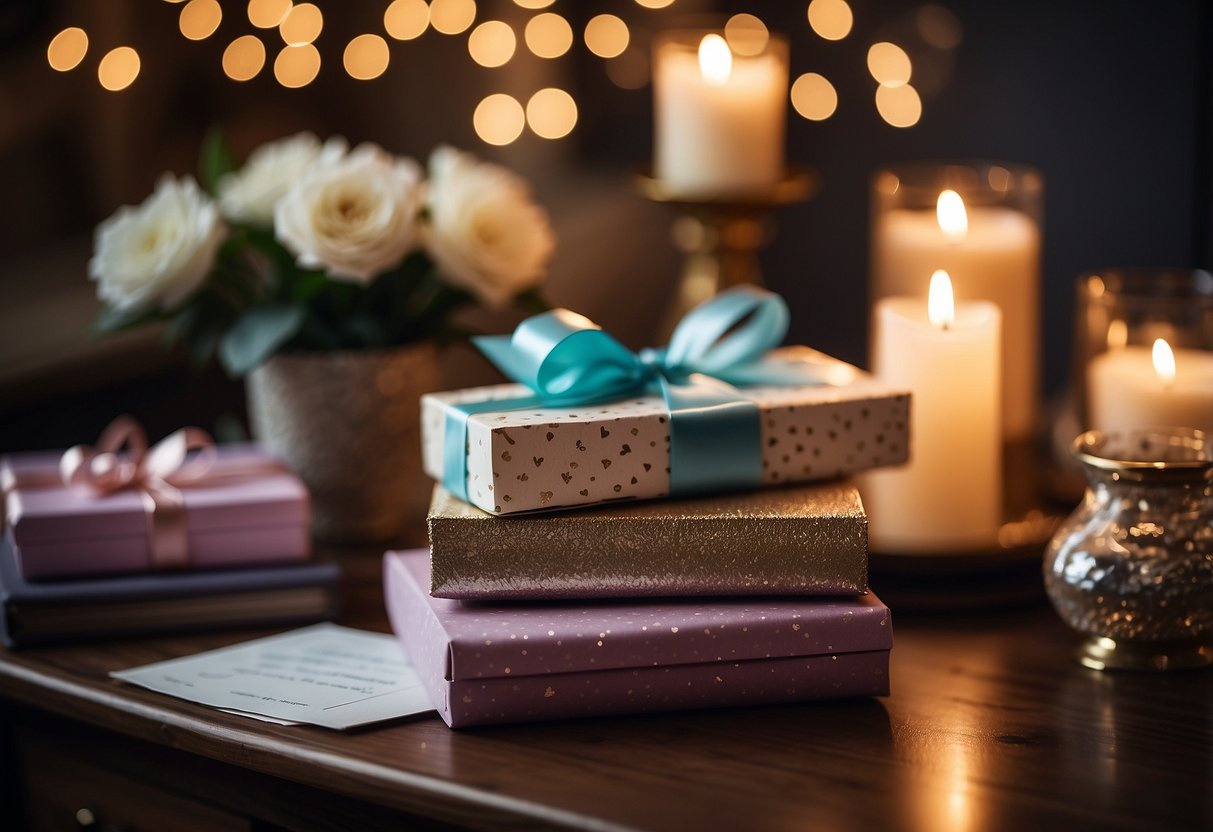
112, 623, 434, 729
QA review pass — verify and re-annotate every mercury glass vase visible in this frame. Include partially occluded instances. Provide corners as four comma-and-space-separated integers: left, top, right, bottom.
1044, 428, 1213, 671
246, 343, 440, 545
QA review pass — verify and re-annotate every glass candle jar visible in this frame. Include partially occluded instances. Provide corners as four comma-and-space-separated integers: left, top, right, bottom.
870, 162, 1043, 445
1074, 268, 1213, 436
1044, 428, 1213, 671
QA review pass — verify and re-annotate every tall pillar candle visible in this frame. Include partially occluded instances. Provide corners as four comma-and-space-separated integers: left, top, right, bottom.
653, 30, 788, 196
1087, 338, 1213, 435
860, 271, 1003, 553
871, 164, 1042, 443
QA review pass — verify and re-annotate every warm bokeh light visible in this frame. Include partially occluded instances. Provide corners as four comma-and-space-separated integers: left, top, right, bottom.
280, 3, 323, 46
807, 0, 853, 41
987, 166, 1012, 192
97, 46, 140, 91
634, 0, 675, 8
179, 0, 222, 41
605, 45, 649, 89
698, 34, 732, 85
790, 72, 837, 121
248, 0, 291, 29
526, 13, 573, 59
384, 0, 428, 40
513, 0, 554, 8
584, 14, 629, 59
48, 27, 88, 72
474, 93, 525, 145
1153, 338, 1176, 386
875, 82, 922, 127
928, 270, 955, 330
344, 34, 389, 80
223, 35, 267, 81
1106, 318, 1129, 349
430, 0, 476, 36
936, 190, 968, 238
526, 88, 577, 139
724, 14, 768, 57
918, 3, 963, 49
274, 43, 321, 87
468, 20, 515, 68
867, 42, 912, 87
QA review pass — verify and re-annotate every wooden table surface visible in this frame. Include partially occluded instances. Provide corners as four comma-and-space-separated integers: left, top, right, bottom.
1, 549, 1210, 832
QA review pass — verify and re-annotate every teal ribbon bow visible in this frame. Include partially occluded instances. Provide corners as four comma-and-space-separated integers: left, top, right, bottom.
443, 286, 830, 504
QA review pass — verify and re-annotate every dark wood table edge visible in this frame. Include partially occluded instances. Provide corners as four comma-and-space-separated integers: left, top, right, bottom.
0, 650, 634, 832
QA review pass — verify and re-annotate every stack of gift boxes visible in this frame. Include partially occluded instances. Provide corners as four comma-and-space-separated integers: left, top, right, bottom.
0, 433, 339, 647
385, 303, 912, 727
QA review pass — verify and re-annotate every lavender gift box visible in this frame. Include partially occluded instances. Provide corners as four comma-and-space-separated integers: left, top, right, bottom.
422, 346, 911, 516
385, 549, 892, 729
2, 444, 310, 580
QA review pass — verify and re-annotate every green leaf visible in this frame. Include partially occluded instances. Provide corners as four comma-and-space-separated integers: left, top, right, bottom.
218, 302, 306, 376
93, 304, 160, 335
199, 128, 237, 197
186, 324, 222, 367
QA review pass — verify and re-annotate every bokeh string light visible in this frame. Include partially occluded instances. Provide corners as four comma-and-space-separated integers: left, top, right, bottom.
49, 1, 957, 141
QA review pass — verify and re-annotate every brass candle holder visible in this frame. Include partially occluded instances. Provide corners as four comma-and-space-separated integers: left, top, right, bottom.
635, 167, 817, 337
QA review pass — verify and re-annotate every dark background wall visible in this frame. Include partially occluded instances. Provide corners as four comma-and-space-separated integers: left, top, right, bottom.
0, 0, 1208, 449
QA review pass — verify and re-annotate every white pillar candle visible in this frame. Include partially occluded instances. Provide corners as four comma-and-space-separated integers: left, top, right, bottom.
860, 271, 1004, 553
1087, 338, 1213, 435
653, 31, 787, 196
872, 189, 1040, 442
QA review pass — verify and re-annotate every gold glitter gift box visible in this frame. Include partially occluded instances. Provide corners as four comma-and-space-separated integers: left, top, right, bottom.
421, 347, 911, 516
385, 549, 892, 728
426, 481, 869, 600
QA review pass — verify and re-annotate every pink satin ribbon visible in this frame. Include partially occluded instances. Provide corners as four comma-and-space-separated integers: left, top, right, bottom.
58, 416, 217, 570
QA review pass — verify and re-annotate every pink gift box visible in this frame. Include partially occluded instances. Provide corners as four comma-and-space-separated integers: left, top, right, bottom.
384, 549, 892, 729
2, 444, 311, 580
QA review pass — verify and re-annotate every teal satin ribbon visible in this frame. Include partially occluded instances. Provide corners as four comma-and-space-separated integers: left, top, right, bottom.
442, 286, 830, 503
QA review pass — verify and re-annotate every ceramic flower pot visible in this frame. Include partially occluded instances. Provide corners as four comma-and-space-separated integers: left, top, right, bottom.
246, 342, 440, 545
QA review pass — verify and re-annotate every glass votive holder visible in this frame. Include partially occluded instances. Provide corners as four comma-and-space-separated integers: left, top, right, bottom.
870, 162, 1043, 445
1074, 268, 1213, 436
1044, 427, 1213, 671
652, 26, 788, 198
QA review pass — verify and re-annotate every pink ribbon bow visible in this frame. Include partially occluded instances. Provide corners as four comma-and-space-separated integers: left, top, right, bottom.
59, 416, 217, 570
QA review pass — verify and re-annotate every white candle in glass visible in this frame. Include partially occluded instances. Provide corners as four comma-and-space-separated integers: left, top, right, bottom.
872, 188, 1039, 442
653, 31, 787, 195
1087, 338, 1213, 434
860, 271, 1004, 553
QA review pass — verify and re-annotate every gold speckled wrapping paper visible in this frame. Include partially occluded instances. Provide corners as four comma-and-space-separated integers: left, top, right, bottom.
427, 482, 868, 600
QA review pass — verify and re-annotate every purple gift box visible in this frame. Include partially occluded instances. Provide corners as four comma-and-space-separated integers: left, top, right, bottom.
2, 444, 311, 580
384, 549, 892, 729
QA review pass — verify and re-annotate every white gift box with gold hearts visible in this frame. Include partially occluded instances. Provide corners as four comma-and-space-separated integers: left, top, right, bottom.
422, 347, 911, 516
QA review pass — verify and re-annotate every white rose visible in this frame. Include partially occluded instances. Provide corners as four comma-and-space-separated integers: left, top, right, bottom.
274, 143, 424, 284
422, 146, 555, 308
89, 174, 227, 313
218, 132, 348, 227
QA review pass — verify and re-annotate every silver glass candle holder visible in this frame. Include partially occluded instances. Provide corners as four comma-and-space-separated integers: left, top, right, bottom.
1045, 427, 1213, 671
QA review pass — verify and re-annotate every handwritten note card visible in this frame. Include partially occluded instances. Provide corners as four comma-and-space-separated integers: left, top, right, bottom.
112, 623, 433, 729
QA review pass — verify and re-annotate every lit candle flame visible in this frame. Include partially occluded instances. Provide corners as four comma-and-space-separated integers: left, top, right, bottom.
698, 34, 732, 85
928, 269, 955, 330
936, 189, 968, 240
1152, 338, 1176, 387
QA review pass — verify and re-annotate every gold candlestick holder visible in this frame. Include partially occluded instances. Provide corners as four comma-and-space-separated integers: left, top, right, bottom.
636, 167, 817, 337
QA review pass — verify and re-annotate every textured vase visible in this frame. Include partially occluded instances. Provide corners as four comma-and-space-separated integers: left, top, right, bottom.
1044, 428, 1213, 671
247, 343, 440, 545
